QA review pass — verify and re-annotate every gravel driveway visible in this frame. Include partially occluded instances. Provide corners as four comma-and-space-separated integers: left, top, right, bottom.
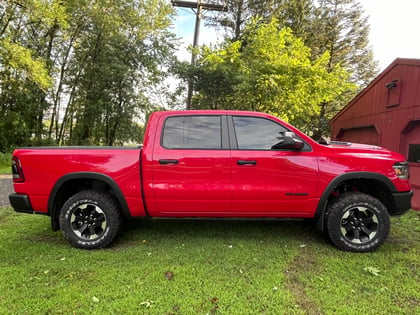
0, 176, 13, 208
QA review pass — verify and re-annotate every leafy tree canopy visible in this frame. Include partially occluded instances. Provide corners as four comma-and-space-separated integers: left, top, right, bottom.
188, 19, 355, 132
0, 0, 177, 151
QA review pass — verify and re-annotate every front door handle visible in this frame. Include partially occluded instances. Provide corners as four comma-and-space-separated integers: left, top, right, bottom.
237, 160, 257, 165
159, 159, 179, 165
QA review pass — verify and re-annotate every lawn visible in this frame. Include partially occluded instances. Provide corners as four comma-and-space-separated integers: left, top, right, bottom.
0, 153, 11, 175
0, 207, 418, 314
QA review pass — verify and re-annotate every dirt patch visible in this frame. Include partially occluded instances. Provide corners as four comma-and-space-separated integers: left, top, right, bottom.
284, 247, 323, 315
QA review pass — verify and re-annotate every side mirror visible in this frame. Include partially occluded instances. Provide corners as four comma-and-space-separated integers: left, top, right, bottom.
271, 132, 304, 150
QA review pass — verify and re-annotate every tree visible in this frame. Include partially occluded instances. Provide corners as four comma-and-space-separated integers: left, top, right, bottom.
185, 19, 354, 132
0, 0, 178, 150
206, 0, 281, 40
305, 0, 378, 139
310, 0, 377, 86
64, 0, 176, 146
0, 0, 68, 150
204, 0, 377, 138
207, 1, 377, 85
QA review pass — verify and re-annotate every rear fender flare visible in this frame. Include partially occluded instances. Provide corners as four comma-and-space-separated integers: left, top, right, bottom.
49, 172, 131, 230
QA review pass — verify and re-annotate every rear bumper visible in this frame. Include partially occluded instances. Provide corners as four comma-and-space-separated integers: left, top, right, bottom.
8, 193, 34, 214
391, 191, 413, 215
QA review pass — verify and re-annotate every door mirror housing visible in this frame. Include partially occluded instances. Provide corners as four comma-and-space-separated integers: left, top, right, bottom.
271, 132, 304, 151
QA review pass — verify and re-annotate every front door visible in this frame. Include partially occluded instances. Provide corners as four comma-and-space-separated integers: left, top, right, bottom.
230, 115, 319, 217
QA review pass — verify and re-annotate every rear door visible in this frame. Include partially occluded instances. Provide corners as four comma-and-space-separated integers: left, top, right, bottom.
150, 114, 231, 216
230, 115, 319, 217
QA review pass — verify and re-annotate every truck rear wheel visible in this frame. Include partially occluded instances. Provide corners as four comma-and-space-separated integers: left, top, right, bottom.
326, 192, 390, 252
59, 190, 121, 249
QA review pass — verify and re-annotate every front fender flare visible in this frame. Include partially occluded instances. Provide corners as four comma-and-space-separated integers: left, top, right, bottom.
314, 172, 397, 232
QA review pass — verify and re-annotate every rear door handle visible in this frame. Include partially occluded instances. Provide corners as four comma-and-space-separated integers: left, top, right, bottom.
237, 160, 257, 165
159, 159, 179, 165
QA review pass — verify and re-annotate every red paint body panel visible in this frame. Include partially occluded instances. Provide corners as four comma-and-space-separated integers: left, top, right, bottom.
12, 148, 145, 216
230, 150, 319, 216
11, 110, 412, 220
150, 148, 231, 215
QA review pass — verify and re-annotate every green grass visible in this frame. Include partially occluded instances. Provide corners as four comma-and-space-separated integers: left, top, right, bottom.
0, 207, 418, 314
0, 152, 11, 175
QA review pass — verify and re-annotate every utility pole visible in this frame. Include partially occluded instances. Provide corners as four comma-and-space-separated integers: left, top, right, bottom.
171, 0, 227, 109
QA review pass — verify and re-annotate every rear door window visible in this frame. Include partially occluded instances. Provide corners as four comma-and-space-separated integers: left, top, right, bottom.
162, 116, 222, 149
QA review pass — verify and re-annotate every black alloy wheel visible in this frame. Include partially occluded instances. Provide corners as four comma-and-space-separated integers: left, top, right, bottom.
59, 190, 121, 249
326, 192, 390, 252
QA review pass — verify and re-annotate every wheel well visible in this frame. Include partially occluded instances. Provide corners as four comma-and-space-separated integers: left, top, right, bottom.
49, 175, 129, 231
315, 177, 397, 233
330, 179, 396, 212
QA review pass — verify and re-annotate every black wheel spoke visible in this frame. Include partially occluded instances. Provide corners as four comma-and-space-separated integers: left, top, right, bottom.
362, 217, 375, 225
89, 225, 97, 237
360, 226, 373, 238
352, 228, 360, 242
341, 220, 353, 233
79, 223, 89, 235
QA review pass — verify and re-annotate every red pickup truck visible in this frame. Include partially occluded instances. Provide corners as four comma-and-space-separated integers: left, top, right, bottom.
9, 110, 412, 252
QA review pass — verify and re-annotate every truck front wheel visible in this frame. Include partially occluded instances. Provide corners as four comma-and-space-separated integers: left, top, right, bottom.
59, 190, 121, 249
326, 192, 390, 252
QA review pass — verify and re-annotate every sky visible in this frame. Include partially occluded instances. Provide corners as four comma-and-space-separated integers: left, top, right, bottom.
170, 0, 420, 72
363, 0, 420, 71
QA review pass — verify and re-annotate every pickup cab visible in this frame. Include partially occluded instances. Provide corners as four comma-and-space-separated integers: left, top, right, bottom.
9, 110, 412, 252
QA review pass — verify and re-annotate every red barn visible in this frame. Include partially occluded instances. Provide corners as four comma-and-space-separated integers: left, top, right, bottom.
331, 58, 420, 209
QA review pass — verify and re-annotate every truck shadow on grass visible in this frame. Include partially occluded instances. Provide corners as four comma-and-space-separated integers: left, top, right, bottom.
112, 219, 329, 250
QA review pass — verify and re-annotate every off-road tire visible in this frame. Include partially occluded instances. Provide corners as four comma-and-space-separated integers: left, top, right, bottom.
59, 190, 121, 249
326, 192, 390, 252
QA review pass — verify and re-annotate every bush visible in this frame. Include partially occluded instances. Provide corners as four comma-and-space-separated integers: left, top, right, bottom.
0, 152, 12, 174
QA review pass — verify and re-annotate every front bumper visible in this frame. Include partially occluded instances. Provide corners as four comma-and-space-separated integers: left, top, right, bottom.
8, 193, 34, 214
391, 191, 413, 215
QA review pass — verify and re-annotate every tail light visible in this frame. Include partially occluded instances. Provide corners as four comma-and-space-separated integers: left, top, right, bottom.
12, 156, 25, 182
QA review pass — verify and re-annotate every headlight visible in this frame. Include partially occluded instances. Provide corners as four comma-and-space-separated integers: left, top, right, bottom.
393, 162, 409, 179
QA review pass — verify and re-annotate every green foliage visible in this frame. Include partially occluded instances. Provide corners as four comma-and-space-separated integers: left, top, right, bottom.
0, 207, 418, 314
59, 0, 176, 146
0, 39, 52, 90
208, 0, 377, 86
187, 19, 355, 131
0, 152, 12, 174
203, 0, 378, 138
0, 0, 380, 146
0, 0, 177, 150
207, 0, 313, 41
0, 0, 69, 149
310, 0, 378, 86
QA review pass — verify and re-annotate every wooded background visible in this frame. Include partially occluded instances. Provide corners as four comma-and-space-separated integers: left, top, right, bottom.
0, 0, 378, 151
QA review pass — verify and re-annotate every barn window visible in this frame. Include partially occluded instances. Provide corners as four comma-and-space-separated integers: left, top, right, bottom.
408, 144, 420, 163
386, 79, 402, 107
